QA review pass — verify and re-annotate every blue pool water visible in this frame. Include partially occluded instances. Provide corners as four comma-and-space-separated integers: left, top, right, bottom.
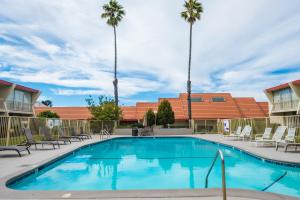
8, 137, 300, 197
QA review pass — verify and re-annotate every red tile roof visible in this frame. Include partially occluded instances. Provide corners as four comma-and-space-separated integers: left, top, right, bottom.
0, 79, 39, 93
15, 85, 39, 93
121, 106, 137, 121
35, 93, 269, 121
265, 83, 290, 92
233, 98, 268, 118
0, 80, 13, 86
265, 79, 300, 92
292, 79, 300, 85
257, 102, 269, 115
35, 107, 92, 120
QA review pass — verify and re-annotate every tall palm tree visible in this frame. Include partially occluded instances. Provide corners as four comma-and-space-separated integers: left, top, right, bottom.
181, 0, 203, 128
101, 0, 125, 106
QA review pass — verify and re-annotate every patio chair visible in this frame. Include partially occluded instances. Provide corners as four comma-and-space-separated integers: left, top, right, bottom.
40, 127, 71, 145
23, 128, 59, 150
224, 126, 242, 139
79, 127, 92, 139
276, 128, 299, 152
0, 145, 30, 157
254, 127, 273, 141
58, 128, 82, 141
253, 126, 287, 147
237, 125, 252, 141
70, 127, 89, 140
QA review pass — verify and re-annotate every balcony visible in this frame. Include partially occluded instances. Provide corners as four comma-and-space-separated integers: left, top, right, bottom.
272, 100, 299, 113
5, 100, 33, 113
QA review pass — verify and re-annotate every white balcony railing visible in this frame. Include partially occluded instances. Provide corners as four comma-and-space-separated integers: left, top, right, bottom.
5, 100, 33, 113
272, 100, 299, 112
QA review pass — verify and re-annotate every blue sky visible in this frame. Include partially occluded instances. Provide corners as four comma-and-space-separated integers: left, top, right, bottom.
0, 0, 300, 106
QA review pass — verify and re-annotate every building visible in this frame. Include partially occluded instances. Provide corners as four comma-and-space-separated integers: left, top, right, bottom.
35, 93, 268, 132
0, 80, 40, 117
264, 79, 300, 116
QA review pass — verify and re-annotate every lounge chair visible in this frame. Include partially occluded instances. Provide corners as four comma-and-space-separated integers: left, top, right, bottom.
58, 128, 82, 141
40, 127, 71, 145
79, 127, 92, 139
276, 128, 299, 152
254, 127, 273, 141
237, 125, 252, 141
23, 128, 60, 150
224, 126, 242, 139
253, 126, 287, 147
0, 145, 30, 157
70, 127, 89, 140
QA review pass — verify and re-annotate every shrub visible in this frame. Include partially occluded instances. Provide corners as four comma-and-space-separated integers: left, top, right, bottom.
86, 95, 122, 121
156, 100, 175, 128
145, 109, 156, 127
37, 110, 60, 118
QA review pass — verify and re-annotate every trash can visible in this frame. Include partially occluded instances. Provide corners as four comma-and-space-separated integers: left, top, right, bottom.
132, 127, 139, 136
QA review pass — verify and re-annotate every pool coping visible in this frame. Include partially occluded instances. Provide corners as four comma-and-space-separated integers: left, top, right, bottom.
1, 135, 300, 200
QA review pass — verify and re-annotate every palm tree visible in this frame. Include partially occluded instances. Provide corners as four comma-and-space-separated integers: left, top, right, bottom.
101, 0, 125, 106
181, 0, 203, 128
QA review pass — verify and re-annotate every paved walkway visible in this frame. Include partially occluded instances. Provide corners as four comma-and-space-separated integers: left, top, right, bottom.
0, 135, 117, 179
195, 134, 300, 164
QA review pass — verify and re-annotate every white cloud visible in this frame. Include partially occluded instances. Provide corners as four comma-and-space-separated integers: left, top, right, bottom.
51, 89, 104, 96
37, 95, 52, 101
0, 0, 300, 104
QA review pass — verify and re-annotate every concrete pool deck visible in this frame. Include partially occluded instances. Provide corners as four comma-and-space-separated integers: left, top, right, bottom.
194, 134, 300, 164
0, 134, 299, 200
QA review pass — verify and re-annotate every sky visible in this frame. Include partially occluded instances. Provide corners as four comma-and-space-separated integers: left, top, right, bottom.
0, 0, 300, 106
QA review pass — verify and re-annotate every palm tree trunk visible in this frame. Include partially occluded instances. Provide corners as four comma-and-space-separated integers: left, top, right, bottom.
113, 25, 118, 106
187, 23, 193, 128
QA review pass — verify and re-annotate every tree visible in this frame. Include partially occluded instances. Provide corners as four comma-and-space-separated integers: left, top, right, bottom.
145, 109, 156, 127
156, 100, 175, 128
86, 95, 122, 121
181, 0, 203, 127
37, 110, 60, 118
41, 100, 52, 107
101, 0, 125, 107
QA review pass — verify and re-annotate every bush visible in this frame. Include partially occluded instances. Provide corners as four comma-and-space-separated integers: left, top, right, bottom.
37, 110, 60, 118
145, 109, 156, 127
86, 95, 122, 121
157, 100, 175, 128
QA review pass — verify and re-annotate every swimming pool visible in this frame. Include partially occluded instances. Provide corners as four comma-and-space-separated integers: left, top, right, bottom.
7, 137, 300, 198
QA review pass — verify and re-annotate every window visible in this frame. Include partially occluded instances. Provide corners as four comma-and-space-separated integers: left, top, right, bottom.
191, 97, 203, 102
273, 88, 298, 103
212, 97, 225, 102
9, 89, 32, 104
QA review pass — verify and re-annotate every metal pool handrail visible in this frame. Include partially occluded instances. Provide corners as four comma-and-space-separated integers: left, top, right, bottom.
100, 129, 110, 140
205, 149, 227, 200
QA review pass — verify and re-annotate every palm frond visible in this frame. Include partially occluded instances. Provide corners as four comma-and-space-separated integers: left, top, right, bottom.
101, 0, 125, 27
181, 0, 203, 24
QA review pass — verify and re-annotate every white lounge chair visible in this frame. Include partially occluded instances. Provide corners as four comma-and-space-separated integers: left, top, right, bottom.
253, 126, 287, 147
254, 127, 273, 141
276, 128, 299, 152
237, 125, 252, 141
224, 126, 242, 139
